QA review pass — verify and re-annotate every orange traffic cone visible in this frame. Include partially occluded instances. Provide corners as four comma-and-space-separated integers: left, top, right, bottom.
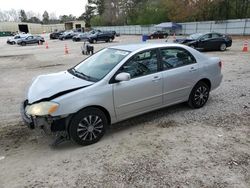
242, 40, 248, 52
45, 41, 48, 49
64, 44, 69, 54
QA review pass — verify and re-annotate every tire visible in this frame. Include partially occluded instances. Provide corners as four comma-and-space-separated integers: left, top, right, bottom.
220, 43, 227, 51
69, 107, 107, 145
11, 41, 15, 45
93, 39, 97, 43
21, 42, 26, 46
188, 81, 210, 109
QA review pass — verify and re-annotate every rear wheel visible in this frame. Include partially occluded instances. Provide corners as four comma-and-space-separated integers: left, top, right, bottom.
220, 43, 227, 51
21, 42, 26, 46
69, 107, 107, 145
11, 41, 15, 45
188, 81, 210, 108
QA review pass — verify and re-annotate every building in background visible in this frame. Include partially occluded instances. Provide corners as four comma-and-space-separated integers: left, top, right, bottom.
0, 20, 85, 35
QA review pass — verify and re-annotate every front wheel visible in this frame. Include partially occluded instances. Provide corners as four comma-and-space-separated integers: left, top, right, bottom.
188, 81, 210, 108
21, 42, 26, 46
69, 107, 107, 145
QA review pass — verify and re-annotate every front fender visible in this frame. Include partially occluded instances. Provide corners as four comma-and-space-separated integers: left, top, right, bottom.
51, 84, 117, 123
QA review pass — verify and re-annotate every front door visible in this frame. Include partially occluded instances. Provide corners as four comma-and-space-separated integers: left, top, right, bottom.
198, 33, 213, 50
113, 49, 163, 120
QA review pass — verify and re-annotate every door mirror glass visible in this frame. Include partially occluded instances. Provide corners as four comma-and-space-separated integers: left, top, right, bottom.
115, 72, 131, 82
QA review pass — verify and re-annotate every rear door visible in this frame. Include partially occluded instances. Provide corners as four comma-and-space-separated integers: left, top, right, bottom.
113, 49, 163, 120
160, 47, 199, 105
210, 33, 224, 50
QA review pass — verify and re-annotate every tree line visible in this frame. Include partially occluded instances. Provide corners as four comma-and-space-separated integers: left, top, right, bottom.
83, 0, 250, 26
0, 0, 249, 26
0, 9, 78, 24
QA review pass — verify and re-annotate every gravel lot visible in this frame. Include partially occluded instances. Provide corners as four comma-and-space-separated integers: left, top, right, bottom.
0, 35, 249, 188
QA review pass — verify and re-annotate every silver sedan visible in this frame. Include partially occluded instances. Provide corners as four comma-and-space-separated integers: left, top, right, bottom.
21, 43, 223, 145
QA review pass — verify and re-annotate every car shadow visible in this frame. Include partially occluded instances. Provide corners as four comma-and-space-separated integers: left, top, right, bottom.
54, 102, 190, 150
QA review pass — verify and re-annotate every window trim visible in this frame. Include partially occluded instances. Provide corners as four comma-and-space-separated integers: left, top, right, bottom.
158, 47, 197, 71
109, 48, 161, 84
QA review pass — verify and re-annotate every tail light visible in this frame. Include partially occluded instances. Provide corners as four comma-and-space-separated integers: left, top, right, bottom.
219, 61, 222, 69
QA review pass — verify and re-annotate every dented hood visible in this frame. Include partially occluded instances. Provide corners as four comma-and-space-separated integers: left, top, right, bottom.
28, 71, 93, 104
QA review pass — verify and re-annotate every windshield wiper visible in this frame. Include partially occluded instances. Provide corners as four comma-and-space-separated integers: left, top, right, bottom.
71, 68, 98, 82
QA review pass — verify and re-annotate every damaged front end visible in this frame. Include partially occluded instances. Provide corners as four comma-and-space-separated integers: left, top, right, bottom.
21, 100, 71, 134
21, 99, 72, 145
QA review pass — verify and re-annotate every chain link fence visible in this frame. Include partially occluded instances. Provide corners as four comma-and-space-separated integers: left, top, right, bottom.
94, 18, 250, 35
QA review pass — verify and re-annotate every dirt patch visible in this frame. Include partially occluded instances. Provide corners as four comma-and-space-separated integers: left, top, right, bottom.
33, 63, 64, 69
0, 35, 249, 188
157, 120, 178, 128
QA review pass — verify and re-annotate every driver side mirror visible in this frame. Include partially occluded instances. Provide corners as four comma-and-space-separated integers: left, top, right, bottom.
115, 72, 131, 82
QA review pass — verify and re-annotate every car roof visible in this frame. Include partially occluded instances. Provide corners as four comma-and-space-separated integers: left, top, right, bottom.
109, 43, 188, 52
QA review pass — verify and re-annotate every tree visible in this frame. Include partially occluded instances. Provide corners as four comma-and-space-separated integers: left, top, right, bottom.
42, 11, 49, 24
59, 14, 76, 23
19, 9, 27, 22
27, 16, 41, 23
80, 4, 96, 27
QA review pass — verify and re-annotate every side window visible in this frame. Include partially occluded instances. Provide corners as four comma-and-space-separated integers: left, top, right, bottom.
119, 50, 158, 79
212, 33, 219, 38
201, 34, 212, 40
160, 48, 196, 70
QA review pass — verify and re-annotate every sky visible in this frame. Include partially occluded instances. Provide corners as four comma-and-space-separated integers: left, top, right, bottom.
0, 0, 88, 17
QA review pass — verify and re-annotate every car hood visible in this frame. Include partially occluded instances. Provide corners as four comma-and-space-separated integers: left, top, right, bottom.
28, 71, 93, 104
175, 38, 195, 43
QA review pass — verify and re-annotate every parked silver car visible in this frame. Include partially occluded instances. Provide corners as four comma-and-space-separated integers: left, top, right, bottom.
21, 43, 223, 145
7, 33, 31, 45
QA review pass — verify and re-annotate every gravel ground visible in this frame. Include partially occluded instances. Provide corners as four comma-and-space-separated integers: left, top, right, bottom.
0, 35, 249, 188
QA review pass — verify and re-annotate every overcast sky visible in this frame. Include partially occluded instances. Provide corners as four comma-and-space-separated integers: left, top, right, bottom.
0, 0, 88, 17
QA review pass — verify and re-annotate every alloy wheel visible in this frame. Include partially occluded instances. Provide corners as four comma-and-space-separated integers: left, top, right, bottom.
194, 86, 209, 106
77, 115, 103, 142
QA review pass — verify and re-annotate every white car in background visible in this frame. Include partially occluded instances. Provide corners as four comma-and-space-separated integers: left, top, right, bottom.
7, 33, 31, 45
21, 43, 223, 146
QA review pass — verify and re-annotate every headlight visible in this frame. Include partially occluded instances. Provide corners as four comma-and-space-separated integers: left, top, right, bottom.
26, 102, 59, 116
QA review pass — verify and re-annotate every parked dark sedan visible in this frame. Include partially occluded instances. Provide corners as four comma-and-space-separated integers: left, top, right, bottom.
88, 30, 115, 43
17, 35, 45, 46
148, 31, 169, 39
72, 30, 97, 42
175, 32, 232, 51
59, 31, 78, 40
49, 30, 64, 39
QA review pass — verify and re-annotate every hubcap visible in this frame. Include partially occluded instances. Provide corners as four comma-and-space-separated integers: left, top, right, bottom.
221, 44, 226, 51
77, 115, 103, 141
194, 86, 209, 106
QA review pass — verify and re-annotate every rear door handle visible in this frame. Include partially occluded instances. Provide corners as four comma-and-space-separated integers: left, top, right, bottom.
189, 67, 197, 72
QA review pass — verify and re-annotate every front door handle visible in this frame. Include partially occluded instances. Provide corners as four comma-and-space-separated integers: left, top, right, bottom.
152, 76, 161, 82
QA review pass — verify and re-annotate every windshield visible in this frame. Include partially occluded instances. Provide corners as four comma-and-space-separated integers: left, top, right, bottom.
188, 33, 203, 39
70, 48, 130, 82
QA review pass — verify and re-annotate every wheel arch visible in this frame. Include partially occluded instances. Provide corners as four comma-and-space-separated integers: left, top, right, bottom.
66, 105, 111, 132
197, 78, 211, 90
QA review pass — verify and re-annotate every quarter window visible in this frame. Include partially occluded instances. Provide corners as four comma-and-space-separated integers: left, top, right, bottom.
119, 50, 158, 79
160, 48, 196, 70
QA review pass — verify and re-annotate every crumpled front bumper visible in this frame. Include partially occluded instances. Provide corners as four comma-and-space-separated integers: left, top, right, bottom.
20, 100, 68, 133
20, 100, 34, 129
